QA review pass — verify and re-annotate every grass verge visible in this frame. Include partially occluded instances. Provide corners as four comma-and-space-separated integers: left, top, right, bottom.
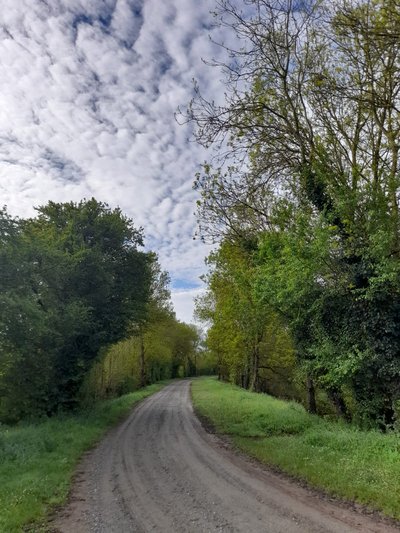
191, 377, 400, 520
0, 382, 167, 533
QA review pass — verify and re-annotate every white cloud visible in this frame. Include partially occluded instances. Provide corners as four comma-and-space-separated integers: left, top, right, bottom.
171, 287, 205, 325
0, 0, 233, 323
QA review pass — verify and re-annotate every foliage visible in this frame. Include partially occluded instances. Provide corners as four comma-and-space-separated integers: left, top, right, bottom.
0, 199, 152, 421
188, 0, 400, 425
80, 257, 202, 401
80, 317, 202, 403
195, 239, 297, 395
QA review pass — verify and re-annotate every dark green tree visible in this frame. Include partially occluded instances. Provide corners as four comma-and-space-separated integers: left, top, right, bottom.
0, 200, 152, 420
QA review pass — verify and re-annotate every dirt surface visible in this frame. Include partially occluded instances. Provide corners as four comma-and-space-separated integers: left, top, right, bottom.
51, 380, 399, 533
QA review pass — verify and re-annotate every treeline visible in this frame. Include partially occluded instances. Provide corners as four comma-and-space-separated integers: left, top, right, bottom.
81, 310, 202, 403
191, 0, 400, 428
0, 199, 201, 423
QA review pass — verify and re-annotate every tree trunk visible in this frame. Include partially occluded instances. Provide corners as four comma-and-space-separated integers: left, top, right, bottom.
306, 375, 317, 414
249, 347, 259, 392
327, 388, 350, 421
139, 331, 146, 388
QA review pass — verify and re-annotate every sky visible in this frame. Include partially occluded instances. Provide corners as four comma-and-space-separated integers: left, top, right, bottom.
0, 0, 233, 323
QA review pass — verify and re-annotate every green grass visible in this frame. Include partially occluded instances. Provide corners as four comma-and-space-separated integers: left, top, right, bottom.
0, 382, 167, 533
192, 377, 400, 520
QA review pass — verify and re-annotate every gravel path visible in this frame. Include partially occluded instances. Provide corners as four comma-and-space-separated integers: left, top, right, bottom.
52, 380, 398, 533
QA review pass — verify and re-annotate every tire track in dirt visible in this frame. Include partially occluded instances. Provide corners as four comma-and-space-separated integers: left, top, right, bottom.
52, 380, 399, 533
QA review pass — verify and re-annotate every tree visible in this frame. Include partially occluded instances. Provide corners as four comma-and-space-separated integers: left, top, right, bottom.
133, 255, 174, 387
80, 316, 202, 402
196, 239, 296, 394
0, 207, 58, 420
186, 0, 400, 425
187, 0, 400, 242
0, 200, 152, 420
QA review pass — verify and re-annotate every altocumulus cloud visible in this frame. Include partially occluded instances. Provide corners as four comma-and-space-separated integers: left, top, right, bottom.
0, 0, 231, 322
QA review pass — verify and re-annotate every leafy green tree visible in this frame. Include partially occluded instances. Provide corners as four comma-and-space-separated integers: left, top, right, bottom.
80, 262, 203, 401
134, 255, 174, 387
80, 317, 203, 402
167, 321, 199, 378
0, 200, 152, 420
187, 0, 400, 425
196, 239, 296, 394
0, 208, 57, 420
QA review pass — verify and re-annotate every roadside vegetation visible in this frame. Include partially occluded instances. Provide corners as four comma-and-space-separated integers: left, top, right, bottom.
0, 199, 205, 530
0, 382, 167, 533
192, 378, 400, 520
0, 199, 203, 423
189, 0, 400, 430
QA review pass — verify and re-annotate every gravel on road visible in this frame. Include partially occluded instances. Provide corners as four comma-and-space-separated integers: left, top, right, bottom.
51, 380, 399, 533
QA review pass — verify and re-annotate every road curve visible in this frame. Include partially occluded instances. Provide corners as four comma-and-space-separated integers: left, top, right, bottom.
53, 380, 398, 533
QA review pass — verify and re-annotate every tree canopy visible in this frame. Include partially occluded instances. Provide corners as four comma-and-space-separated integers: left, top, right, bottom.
0, 200, 152, 421
190, 0, 400, 427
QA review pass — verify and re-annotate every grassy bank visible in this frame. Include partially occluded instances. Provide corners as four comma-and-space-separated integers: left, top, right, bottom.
192, 377, 400, 520
0, 382, 167, 533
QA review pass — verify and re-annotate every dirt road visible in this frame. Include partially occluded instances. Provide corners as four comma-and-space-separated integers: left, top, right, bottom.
53, 380, 398, 533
